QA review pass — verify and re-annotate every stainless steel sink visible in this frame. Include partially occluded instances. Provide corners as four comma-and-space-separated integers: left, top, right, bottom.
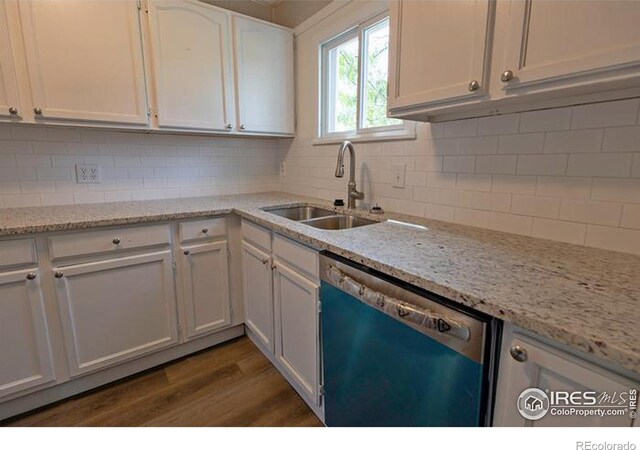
301, 215, 378, 230
266, 206, 337, 221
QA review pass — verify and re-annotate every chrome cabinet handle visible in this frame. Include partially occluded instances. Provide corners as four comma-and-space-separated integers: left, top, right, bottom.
184, 250, 191, 256
54, 271, 64, 278
112, 237, 121, 245
501, 70, 514, 82
9, 107, 18, 115
239, 124, 246, 130
26, 272, 37, 280
510, 345, 528, 362
33, 107, 43, 115
201, 228, 208, 234
468, 80, 480, 92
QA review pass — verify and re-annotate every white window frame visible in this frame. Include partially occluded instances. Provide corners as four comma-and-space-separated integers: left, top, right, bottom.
316, 13, 415, 145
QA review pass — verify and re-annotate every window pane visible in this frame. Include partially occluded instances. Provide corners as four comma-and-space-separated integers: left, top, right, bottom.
327, 36, 358, 133
362, 19, 401, 129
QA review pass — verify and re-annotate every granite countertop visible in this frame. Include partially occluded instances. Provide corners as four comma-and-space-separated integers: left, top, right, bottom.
1, 192, 639, 375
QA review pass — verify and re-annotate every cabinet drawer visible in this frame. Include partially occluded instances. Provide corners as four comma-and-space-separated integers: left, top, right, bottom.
273, 234, 318, 281
241, 219, 271, 252
0, 239, 36, 268
179, 217, 226, 243
49, 224, 171, 259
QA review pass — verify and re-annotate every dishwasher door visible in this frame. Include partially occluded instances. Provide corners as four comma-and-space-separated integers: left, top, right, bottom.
320, 253, 494, 427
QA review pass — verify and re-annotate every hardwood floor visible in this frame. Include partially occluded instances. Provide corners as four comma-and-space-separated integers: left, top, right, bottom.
2, 337, 323, 427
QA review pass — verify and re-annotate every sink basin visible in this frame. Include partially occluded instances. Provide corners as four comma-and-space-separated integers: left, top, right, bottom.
301, 215, 378, 230
266, 206, 337, 221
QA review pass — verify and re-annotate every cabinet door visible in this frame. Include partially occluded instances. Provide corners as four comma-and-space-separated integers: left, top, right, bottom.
273, 263, 320, 406
501, 0, 640, 92
148, 0, 234, 132
233, 16, 294, 135
0, 1, 20, 119
54, 251, 178, 376
0, 269, 54, 398
18, 0, 149, 125
241, 241, 274, 353
388, 0, 491, 111
494, 334, 637, 427
181, 241, 231, 338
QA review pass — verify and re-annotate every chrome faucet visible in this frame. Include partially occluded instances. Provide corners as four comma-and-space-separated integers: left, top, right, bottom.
335, 141, 364, 209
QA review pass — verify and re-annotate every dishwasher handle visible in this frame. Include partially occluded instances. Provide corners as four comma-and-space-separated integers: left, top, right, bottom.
326, 265, 471, 341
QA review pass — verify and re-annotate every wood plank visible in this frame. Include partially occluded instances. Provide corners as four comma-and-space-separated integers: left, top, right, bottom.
2, 337, 322, 427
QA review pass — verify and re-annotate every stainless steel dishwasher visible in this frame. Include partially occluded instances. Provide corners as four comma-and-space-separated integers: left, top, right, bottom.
319, 252, 499, 427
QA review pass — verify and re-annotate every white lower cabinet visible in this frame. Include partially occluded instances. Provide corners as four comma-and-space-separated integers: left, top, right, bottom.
494, 327, 638, 427
53, 251, 178, 377
180, 241, 231, 338
273, 262, 320, 406
241, 240, 274, 353
0, 268, 54, 398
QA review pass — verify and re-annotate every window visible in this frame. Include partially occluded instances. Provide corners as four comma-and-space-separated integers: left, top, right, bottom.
320, 15, 411, 141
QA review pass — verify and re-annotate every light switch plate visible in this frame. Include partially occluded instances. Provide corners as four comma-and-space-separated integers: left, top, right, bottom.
75, 165, 101, 184
392, 164, 406, 188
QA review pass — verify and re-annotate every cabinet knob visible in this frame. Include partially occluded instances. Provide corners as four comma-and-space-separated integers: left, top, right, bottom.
510, 345, 528, 362
9, 107, 18, 115
468, 80, 480, 92
501, 70, 514, 82
261, 258, 269, 265
184, 250, 191, 256
239, 124, 246, 130
271, 263, 277, 271
112, 237, 121, 245
26, 272, 37, 280
54, 271, 64, 278
225, 124, 232, 130
33, 107, 43, 115
201, 228, 209, 234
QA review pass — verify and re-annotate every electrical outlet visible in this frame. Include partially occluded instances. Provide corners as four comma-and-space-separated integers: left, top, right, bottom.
75, 165, 101, 184
280, 162, 286, 177
392, 164, 406, 188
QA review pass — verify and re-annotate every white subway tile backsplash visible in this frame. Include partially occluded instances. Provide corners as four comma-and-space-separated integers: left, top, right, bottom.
567, 153, 632, 177
544, 129, 603, 153
492, 175, 537, 195
478, 115, 519, 136
585, 225, 640, 254
454, 208, 491, 228
471, 191, 511, 212
558, 199, 622, 227
456, 174, 492, 192
510, 195, 560, 219
621, 204, 640, 230
591, 178, 640, 203
602, 125, 640, 152
571, 99, 640, 129
516, 154, 567, 176
424, 203, 455, 222
36, 167, 73, 181
531, 218, 586, 245
476, 155, 517, 174
498, 133, 545, 154
459, 136, 498, 155
535, 176, 592, 200
519, 107, 572, 133
16, 155, 52, 168
443, 156, 475, 173
632, 154, 640, 178
489, 212, 532, 235
443, 118, 478, 138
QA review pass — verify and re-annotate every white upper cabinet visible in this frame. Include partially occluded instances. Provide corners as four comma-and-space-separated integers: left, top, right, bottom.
0, 268, 55, 398
501, 0, 640, 94
147, 0, 234, 132
388, 0, 491, 112
389, 0, 640, 121
0, 1, 21, 120
18, 0, 149, 125
233, 16, 294, 135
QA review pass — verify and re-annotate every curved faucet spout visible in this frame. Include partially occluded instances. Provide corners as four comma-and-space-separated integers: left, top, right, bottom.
335, 141, 364, 208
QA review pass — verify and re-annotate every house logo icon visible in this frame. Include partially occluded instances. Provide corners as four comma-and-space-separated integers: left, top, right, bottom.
517, 388, 550, 420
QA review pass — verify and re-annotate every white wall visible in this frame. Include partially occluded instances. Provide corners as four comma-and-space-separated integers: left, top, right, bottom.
280, 1, 640, 255
0, 124, 286, 208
